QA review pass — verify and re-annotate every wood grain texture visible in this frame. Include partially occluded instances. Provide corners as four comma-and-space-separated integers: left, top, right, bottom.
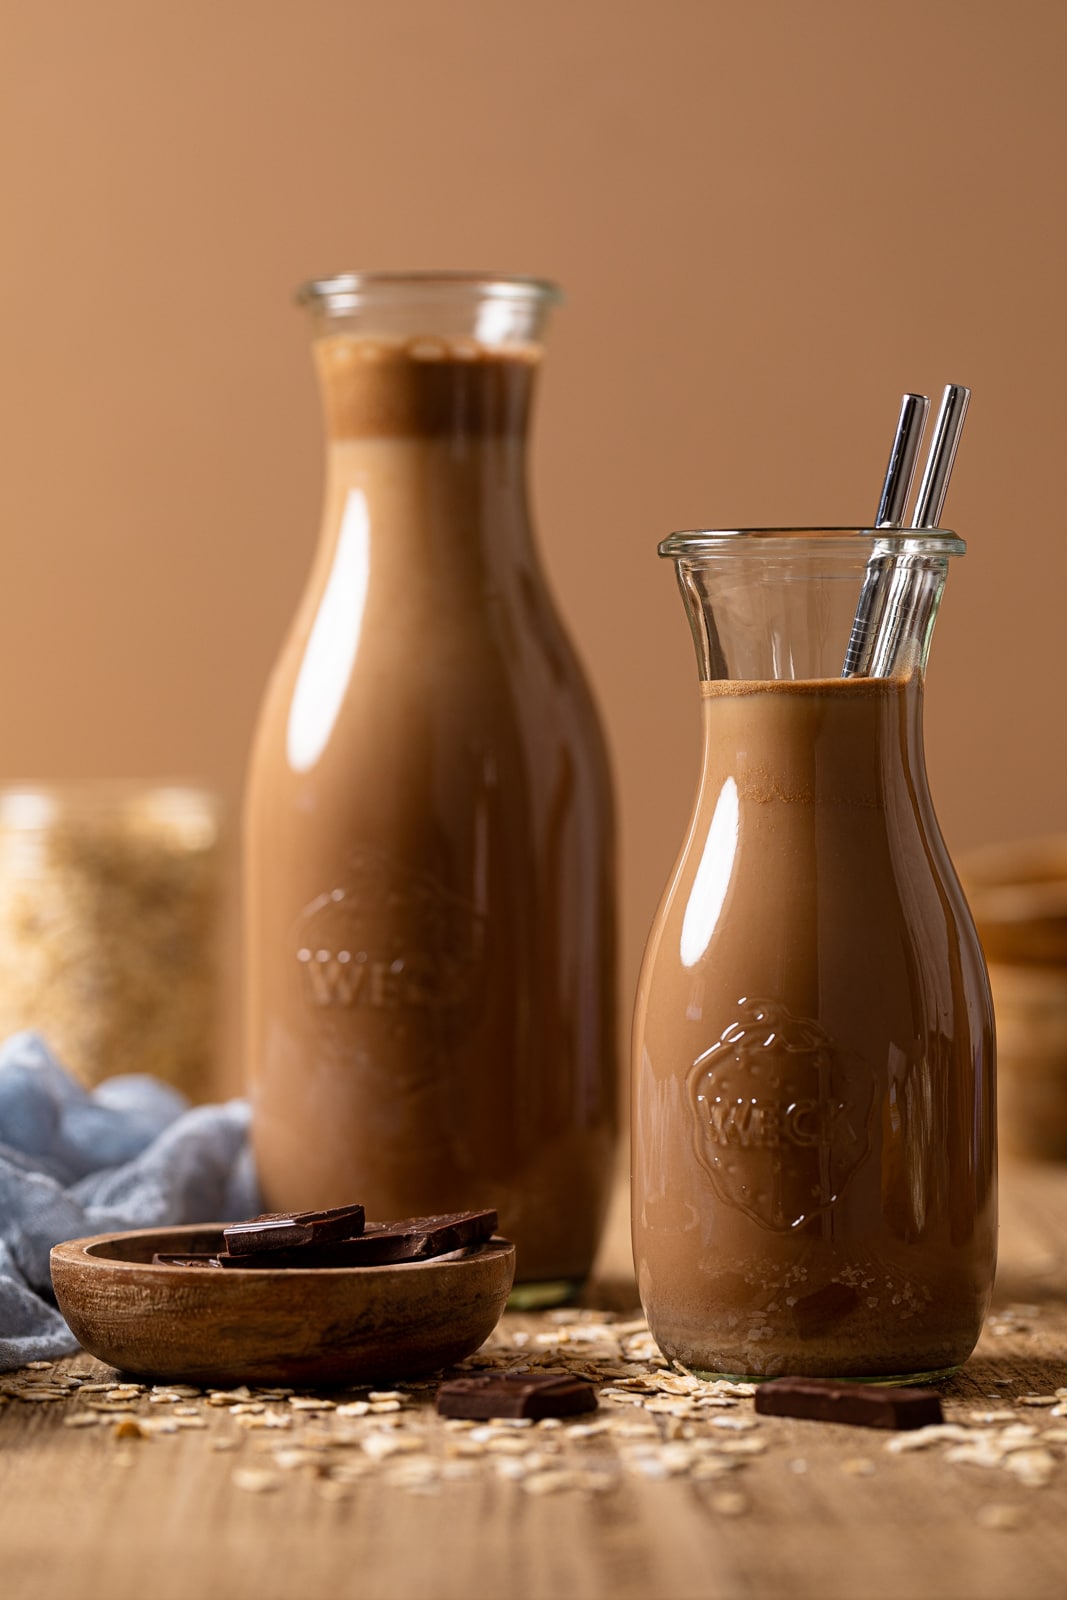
4, 1158, 1067, 1600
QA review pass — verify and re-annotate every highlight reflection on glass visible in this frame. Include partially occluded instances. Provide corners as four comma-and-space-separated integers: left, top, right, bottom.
286, 490, 370, 774
679, 776, 738, 969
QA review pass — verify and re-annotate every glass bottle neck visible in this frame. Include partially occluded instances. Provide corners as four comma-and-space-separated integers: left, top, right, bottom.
313, 334, 539, 442
314, 334, 539, 565
320, 433, 534, 566
670, 541, 956, 684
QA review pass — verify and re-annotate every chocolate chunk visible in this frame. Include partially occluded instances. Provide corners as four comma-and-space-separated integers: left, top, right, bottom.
222, 1203, 366, 1255
754, 1376, 944, 1430
391, 1210, 498, 1255
217, 1210, 498, 1269
436, 1371, 598, 1420
216, 1228, 424, 1269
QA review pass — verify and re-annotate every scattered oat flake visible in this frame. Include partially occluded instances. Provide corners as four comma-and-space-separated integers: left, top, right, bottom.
997, 1425, 1040, 1448
567, 1422, 610, 1440
714, 1437, 767, 1457
1018, 1395, 1058, 1407
945, 1442, 1005, 1469
385, 1457, 439, 1485
613, 1420, 660, 1439
328, 1461, 374, 1484
273, 1448, 320, 1471
288, 1396, 335, 1411
233, 1467, 282, 1493
690, 1457, 741, 1481
711, 1491, 750, 1517
63, 1413, 101, 1429
887, 1424, 973, 1452
1005, 1450, 1056, 1488
25, 1361, 55, 1370
489, 1433, 537, 1459
362, 1432, 425, 1460
210, 1437, 239, 1453
334, 1401, 370, 1417
112, 1418, 146, 1441
141, 1417, 179, 1436
172, 1405, 200, 1417
976, 1503, 1025, 1531
526, 1468, 612, 1494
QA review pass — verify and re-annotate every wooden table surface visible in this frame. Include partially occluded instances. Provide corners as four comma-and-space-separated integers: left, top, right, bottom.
4, 1157, 1067, 1600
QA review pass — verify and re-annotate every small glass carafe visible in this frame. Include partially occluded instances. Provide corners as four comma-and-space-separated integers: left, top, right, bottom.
632, 529, 996, 1380
245, 274, 617, 1302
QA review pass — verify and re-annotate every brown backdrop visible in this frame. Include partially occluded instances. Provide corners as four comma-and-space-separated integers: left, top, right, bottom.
2, 1, 1064, 1089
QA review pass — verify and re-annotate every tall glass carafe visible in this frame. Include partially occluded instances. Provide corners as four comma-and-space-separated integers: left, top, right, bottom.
633, 530, 995, 1379
246, 274, 617, 1300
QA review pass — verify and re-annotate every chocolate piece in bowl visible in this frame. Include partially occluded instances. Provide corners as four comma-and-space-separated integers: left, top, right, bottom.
436, 1371, 597, 1420
222, 1203, 365, 1255
216, 1209, 498, 1269
754, 1376, 944, 1430
151, 1253, 223, 1268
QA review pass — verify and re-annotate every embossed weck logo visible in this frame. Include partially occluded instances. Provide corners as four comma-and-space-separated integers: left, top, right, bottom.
291, 850, 485, 1025
687, 999, 872, 1232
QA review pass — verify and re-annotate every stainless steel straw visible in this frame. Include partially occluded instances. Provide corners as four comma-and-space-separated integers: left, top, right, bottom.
875, 392, 931, 529
840, 393, 929, 677
842, 383, 970, 678
911, 384, 971, 529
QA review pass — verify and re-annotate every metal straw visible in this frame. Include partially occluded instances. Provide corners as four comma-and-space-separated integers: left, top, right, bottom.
874, 392, 930, 529
911, 384, 971, 528
847, 383, 971, 678
841, 393, 929, 677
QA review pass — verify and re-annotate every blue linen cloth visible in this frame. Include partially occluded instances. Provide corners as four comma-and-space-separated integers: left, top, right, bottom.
0, 1031, 259, 1370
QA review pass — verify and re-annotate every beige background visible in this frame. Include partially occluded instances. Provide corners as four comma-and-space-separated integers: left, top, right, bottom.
2, 1, 1065, 1087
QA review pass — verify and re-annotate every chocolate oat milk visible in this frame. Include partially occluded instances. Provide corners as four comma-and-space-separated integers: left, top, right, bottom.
246, 276, 616, 1295
633, 533, 996, 1379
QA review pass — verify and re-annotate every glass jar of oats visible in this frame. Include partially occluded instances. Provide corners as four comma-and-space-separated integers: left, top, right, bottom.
0, 785, 223, 1099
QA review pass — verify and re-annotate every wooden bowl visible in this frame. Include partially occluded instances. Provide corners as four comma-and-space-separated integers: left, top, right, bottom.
51, 1224, 514, 1387
988, 962, 1067, 1162
959, 835, 1067, 965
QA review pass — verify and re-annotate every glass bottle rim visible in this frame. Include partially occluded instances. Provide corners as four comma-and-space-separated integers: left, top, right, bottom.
659, 527, 966, 559
295, 271, 563, 315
